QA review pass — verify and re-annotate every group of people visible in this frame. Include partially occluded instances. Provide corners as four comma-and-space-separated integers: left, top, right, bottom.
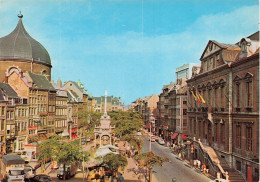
193, 160, 209, 174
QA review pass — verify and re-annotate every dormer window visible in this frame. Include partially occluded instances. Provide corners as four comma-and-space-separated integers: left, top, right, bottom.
241, 41, 247, 52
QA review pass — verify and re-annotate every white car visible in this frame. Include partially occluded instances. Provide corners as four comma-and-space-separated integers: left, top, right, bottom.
209, 178, 228, 182
158, 139, 165, 145
137, 132, 142, 136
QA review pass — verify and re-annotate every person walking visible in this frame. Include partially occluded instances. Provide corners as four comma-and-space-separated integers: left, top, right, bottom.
118, 173, 124, 181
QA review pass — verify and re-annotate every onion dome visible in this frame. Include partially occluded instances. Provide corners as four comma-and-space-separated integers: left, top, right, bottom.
0, 12, 51, 65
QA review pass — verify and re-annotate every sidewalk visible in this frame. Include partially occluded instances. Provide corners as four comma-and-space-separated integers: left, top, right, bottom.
118, 141, 158, 182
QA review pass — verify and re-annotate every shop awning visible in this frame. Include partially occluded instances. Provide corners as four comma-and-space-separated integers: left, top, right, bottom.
172, 132, 179, 139
182, 133, 188, 140
146, 125, 151, 129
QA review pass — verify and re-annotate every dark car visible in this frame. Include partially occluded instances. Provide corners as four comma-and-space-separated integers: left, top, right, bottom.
30, 174, 52, 182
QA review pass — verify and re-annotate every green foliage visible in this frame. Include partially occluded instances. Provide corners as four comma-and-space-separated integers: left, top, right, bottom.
28, 135, 40, 143
122, 134, 143, 154
37, 136, 60, 162
103, 153, 128, 173
109, 111, 143, 137
135, 151, 169, 170
78, 111, 102, 130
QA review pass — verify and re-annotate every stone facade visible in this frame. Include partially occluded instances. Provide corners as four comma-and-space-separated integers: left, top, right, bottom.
187, 32, 259, 181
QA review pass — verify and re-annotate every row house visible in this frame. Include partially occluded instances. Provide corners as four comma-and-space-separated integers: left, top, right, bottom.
187, 32, 259, 181
169, 80, 188, 145
63, 80, 95, 138
0, 83, 20, 153
157, 80, 189, 144
52, 79, 68, 135
131, 95, 159, 132
0, 92, 6, 155
7, 70, 56, 151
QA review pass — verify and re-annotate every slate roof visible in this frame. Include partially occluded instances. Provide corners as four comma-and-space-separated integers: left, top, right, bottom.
52, 83, 67, 97
71, 81, 86, 94
0, 16, 51, 65
0, 91, 5, 101
2, 155, 24, 165
0, 83, 19, 98
211, 40, 240, 49
27, 72, 55, 91
94, 96, 123, 105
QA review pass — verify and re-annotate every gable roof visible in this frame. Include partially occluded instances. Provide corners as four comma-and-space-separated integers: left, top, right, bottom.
200, 40, 240, 60
27, 72, 55, 91
0, 83, 19, 98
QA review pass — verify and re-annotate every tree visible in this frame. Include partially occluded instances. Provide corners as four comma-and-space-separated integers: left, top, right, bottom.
109, 111, 143, 138
37, 136, 60, 173
54, 140, 89, 180
78, 111, 102, 131
103, 153, 128, 181
122, 134, 143, 155
135, 152, 169, 182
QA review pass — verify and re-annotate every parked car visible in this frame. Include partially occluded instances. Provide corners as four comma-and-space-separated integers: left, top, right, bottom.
158, 139, 165, 145
30, 174, 52, 182
149, 135, 155, 142
137, 132, 142, 136
155, 136, 160, 142
209, 178, 228, 182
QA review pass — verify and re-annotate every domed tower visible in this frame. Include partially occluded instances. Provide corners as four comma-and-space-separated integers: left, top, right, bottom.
0, 12, 52, 82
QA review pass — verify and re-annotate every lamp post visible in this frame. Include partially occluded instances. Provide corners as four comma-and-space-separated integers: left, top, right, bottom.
82, 153, 85, 182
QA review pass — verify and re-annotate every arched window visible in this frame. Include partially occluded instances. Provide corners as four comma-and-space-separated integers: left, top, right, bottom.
7, 67, 19, 75
42, 70, 47, 75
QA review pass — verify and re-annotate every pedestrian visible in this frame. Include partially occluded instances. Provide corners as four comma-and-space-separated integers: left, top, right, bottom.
202, 164, 206, 173
197, 160, 201, 169
193, 159, 197, 168
118, 173, 124, 182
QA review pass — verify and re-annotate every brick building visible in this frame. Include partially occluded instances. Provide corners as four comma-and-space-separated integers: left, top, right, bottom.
131, 94, 159, 133
187, 32, 259, 181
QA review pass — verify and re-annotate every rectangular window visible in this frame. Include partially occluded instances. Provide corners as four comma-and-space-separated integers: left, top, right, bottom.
236, 83, 240, 107
0, 119, 4, 130
215, 123, 218, 143
1, 107, 4, 116
221, 124, 225, 144
246, 81, 252, 107
221, 86, 225, 108
236, 125, 241, 148
183, 109, 187, 115
246, 127, 252, 151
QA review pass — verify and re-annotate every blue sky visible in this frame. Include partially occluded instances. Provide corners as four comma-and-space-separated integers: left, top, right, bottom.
0, 0, 258, 105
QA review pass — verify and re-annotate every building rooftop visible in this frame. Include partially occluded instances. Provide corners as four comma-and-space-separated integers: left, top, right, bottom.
0, 13, 51, 65
0, 83, 19, 98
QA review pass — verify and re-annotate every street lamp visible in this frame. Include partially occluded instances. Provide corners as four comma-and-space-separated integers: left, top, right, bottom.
82, 153, 85, 182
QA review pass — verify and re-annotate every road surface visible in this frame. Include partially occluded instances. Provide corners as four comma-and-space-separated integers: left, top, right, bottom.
142, 136, 211, 182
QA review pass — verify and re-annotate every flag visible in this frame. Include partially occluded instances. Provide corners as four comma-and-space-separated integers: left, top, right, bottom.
196, 89, 206, 104
191, 91, 197, 101
195, 92, 201, 104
